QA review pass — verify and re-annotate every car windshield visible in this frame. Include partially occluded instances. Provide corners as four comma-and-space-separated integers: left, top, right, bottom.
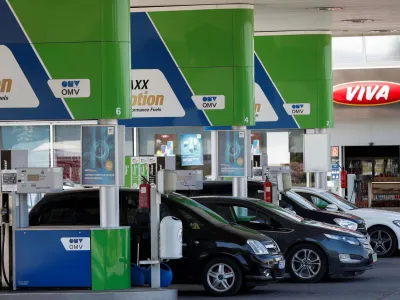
321, 191, 359, 210
169, 193, 230, 225
254, 200, 305, 222
286, 191, 319, 210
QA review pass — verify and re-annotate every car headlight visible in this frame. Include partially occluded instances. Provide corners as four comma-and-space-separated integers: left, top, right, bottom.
334, 218, 358, 231
393, 220, 400, 228
247, 240, 269, 255
324, 234, 360, 246
272, 239, 281, 252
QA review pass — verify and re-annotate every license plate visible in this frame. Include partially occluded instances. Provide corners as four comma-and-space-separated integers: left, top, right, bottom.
278, 260, 286, 269
372, 253, 378, 262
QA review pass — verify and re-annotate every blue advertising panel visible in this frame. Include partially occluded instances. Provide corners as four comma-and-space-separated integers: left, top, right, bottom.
15, 229, 91, 288
180, 134, 203, 166
218, 131, 246, 177
81, 125, 116, 186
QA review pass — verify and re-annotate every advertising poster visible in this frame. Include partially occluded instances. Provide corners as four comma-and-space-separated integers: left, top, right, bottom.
218, 131, 246, 177
131, 157, 140, 189
251, 132, 263, 155
180, 134, 203, 166
139, 157, 149, 182
81, 126, 116, 186
155, 134, 176, 156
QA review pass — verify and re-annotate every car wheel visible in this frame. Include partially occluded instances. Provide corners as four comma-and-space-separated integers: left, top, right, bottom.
202, 257, 242, 296
287, 244, 328, 283
369, 226, 397, 257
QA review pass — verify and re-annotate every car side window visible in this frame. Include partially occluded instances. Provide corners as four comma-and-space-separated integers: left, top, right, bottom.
309, 195, 330, 209
248, 182, 263, 199
232, 205, 272, 228
39, 197, 76, 225
74, 194, 100, 225
121, 191, 139, 225
208, 204, 236, 222
177, 207, 206, 230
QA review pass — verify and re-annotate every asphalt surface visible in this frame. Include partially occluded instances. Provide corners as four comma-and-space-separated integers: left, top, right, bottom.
176, 255, 400, 300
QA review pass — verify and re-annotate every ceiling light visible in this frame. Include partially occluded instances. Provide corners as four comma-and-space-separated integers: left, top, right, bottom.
369, 29, 397, 33
316, 7, 343, 11
342, 19, 374, 24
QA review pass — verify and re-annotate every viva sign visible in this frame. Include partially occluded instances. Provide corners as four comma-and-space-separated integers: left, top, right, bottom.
333, 81, 400, 106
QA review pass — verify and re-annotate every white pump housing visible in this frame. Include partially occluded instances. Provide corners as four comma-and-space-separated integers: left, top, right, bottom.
160, 216, 182, 259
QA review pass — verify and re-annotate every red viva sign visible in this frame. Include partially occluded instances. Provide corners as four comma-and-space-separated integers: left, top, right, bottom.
333, 81, 400, 106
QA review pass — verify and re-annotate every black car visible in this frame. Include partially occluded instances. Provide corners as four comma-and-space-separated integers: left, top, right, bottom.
193, 196, 377, 283
29, 189, 285, 296
181, 180, 368, 237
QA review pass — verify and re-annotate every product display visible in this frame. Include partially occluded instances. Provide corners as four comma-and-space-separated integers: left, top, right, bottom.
155, 134, 176, 156
370, 179, 400, 207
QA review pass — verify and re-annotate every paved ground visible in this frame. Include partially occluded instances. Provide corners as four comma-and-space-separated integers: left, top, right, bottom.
176, 255, 400, 300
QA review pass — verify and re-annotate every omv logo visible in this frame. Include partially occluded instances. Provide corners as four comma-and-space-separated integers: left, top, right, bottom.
283, 103, 310, 115
61, 237, 90, 251
192, 95, 225, 110
48, 79, 91, 98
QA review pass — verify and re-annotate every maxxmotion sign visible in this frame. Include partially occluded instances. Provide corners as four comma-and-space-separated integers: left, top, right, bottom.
0, 78, 12, 100
131, 69, 185, 117
48, 79, 90, 98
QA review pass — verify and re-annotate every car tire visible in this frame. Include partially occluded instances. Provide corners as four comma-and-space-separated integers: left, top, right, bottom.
368, 226, 397, 257
287, 244, 328, 283
202, 257, 243, 296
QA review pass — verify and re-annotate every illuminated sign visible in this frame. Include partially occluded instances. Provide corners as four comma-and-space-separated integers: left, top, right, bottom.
333, 81, 400, 106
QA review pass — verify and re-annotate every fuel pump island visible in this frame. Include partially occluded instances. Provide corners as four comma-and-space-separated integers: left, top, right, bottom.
0, 152, 180, 300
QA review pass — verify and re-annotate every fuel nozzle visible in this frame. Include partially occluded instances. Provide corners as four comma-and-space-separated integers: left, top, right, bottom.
1, 206, 9, 224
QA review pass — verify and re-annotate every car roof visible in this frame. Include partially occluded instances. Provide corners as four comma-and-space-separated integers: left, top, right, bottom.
291, 187, 327, 194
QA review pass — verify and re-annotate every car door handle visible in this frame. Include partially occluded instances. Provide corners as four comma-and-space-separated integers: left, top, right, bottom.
194, 241, 199, 245
182, 243, 187, 247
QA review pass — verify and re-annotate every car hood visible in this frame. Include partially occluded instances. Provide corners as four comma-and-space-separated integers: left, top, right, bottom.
319, 209, 364, 224
220, 223, 273, 243
353, 208, 400, 220
301, 219, 365, 238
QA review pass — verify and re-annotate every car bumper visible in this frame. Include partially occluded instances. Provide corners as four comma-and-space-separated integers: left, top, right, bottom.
244, 254, 286, 285
329, 250, 376, 275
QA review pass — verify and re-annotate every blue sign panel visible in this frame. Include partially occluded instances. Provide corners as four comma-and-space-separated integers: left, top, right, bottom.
218, 131, 246, 177
81, 125, 116, 186
15, 229, 91, 288
180, 134, 203, 166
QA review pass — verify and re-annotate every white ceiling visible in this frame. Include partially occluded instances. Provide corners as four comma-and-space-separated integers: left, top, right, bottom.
131, 0, 400, 36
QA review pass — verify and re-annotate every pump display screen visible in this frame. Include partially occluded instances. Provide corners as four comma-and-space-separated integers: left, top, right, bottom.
27, 174, 40, 181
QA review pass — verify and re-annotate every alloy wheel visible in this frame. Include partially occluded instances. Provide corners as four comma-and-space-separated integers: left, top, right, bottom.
206, 263, 235, 293
370, 230, 392, 255
291, 249, 322, 279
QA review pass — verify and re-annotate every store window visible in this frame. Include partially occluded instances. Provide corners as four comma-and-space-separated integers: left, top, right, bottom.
289, 130, 306, 186
138, 127, 211, 178
0, 125, 50, 167
264, 130, 306, 186
54, 125, 81, 184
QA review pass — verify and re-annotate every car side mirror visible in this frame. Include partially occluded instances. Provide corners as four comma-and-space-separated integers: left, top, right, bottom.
325, 204, 338, 212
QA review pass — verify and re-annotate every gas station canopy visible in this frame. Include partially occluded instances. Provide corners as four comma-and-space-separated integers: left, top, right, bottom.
132, 0, 400, 36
